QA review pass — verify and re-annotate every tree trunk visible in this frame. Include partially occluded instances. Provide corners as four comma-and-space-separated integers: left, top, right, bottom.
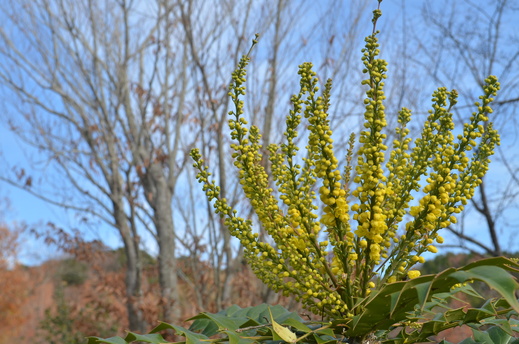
119, 221, 145, 331
143, 163, 180, 323
113, 195, 146, 332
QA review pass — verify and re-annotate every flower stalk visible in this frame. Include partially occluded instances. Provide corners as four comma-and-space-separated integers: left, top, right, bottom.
190, 3, 500, 321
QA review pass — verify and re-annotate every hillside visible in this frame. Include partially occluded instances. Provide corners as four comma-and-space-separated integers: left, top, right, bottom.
1, 248, 517, 343
0, 246, 270, 343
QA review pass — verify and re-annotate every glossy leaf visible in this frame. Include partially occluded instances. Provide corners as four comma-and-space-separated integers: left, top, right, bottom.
124, 333, 168, 343
150, 322, 209, 344
345, 257, 519, 338
269, 307, 297, 343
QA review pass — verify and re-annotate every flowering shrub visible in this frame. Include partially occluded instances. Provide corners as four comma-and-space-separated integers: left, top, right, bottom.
91, 1, 519, 343
191, 4, 501, 318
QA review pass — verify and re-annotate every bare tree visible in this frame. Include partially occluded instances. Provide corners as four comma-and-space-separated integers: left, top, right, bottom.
2, 0, 487, 332
0, 0, 289, 324
411, 0, 519, 255
0, 0, 194, 328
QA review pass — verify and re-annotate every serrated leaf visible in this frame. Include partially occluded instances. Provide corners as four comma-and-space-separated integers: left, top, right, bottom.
189, 312, 242, 332
344, 257, 519, 338
150, 322, 209, 344
188, 304, 302, 338
124, 332, 167, 343
187, 317, 220, 337
454, 283, 485, 300
450, 264, 519, 312
481, 319, 515, 337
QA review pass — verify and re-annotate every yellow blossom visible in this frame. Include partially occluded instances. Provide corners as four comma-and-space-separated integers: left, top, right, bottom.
190, 10, 500, 320
408, 270, 421, 279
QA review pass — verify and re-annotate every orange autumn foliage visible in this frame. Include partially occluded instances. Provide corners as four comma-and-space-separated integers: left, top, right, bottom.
0, 225, 33, 343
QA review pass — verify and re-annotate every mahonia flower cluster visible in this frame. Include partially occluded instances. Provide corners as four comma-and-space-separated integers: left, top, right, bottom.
190, 7, 500, 319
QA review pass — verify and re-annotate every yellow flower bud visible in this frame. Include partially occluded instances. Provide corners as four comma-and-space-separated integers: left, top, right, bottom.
407, 270, 421, 279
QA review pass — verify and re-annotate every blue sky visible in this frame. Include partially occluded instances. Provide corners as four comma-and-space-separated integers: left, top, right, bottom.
1, 0, 518, 266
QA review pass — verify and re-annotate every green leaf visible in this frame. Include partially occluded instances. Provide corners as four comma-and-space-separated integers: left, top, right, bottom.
344, 257, 519, 338
391, 296, 519, 343
187, 316, 220, 337
509, 318, 519, 332
223, 330, 258, 344
188, 304, 303, 337
486, 326, 512, 344
458, 338, 478, 344
472, 327, 494, 343
314, 326, 336, 337
124, 333, 167, 343
450, 264, 519, 312
150, 322, 209, 344
311, 333, 339, 344
189, 312, 243, 333
480, 318, 515, 337
281, 318, 313, 333
269, 307, 297, 343
87, 337, 128, 344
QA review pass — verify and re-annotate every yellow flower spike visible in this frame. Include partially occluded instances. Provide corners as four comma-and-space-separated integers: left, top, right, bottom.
191, 4, 500, 320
